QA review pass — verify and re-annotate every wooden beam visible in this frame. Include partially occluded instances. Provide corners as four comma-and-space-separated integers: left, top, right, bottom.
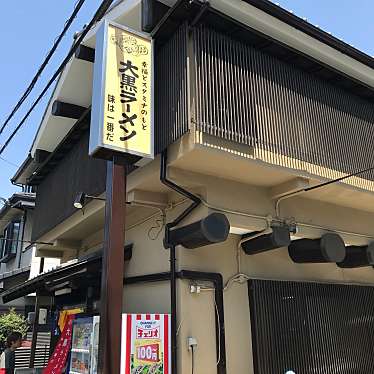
34, 149, 51, 164
270, 177, 309, 200
52, 100, 87, 119
35, 248, 64, 258
142, 0, 170, 32
124, 243, 133, 261
75, 45, 95, 63
53, 239, 81, 251
127, 189, 168, 208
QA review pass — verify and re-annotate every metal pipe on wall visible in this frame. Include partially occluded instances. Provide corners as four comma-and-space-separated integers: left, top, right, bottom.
170, 244, 177, 374
17, 209, 27, 268
160, 150, 202, 374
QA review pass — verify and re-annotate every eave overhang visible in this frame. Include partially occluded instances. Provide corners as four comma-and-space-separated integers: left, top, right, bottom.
0, 193, 35, 232
242, 0, 374, 71
27, 109, 91, 186
1, 245, 132, 303
29, 0, 142, 159
0, 193, 35, 218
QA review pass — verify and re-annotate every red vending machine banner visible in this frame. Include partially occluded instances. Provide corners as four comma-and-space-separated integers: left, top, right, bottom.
121, 314, 171, 374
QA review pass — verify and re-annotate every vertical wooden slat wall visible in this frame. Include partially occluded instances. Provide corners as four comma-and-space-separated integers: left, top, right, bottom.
249, 280, 374, 373
155, 23, 189, 154
192, 25, 374, 188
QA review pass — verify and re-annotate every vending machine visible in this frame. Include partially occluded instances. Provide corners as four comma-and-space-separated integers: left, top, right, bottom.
68, 316, 100, 374
68, 314, 171, 374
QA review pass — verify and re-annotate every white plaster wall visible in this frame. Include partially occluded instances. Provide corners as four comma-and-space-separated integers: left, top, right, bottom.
169, 174, 374, 373
89, 171, 374, 374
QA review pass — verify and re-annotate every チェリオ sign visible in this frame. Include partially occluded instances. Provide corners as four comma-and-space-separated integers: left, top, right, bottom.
89, 21, 153, 163
121, 314, 171, 374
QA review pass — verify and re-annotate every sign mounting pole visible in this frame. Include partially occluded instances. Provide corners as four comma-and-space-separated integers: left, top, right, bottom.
98, 155, 126, 374
90, 20, 153, 374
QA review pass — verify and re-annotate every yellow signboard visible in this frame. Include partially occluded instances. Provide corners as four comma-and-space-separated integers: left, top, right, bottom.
90, 21, 153, 161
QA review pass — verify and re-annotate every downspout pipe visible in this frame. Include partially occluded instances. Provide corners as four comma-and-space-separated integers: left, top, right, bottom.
169, 240, 178, 374
160, 150, 201, 236
160, 150, 201, 374
124, 270, 227, 374
17, 210, 27, 268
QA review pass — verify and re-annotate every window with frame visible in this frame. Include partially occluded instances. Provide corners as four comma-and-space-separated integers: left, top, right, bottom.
0, 236, 5, 259
0, 221, 20, 262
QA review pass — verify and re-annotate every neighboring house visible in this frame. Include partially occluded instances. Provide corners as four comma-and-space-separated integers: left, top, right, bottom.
0, 192, 60, 316
4, 0, 374, 372
0, 193, 60, 369
0, 192, 37, 316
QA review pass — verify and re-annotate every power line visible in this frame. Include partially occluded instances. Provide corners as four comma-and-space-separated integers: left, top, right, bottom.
0, 0, 86, 136
303, 166, 374, 191
0, 0, 114, 156
275, 164, 374, 216
0, 156, 19, 168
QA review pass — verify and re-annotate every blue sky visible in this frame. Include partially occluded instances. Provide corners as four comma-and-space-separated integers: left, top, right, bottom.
0, 0, 373, 200
0, 0, 102, 199
274, 0, 374, 54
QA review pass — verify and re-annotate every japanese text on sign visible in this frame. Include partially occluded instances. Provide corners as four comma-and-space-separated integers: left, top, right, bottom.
90, 22, 153, 160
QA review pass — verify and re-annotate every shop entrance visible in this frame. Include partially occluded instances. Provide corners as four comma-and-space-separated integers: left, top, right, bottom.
249, 280, 374, 374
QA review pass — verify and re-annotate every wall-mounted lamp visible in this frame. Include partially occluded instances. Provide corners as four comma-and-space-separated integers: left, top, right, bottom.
73, 192, 105, 209
288, 233, 345, 263
337, 244, 374, 268
167, 212, 230, 249
241, 226, 291, 255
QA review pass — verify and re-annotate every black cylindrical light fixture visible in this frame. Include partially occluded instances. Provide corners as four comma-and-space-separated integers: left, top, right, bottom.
73, 192, 86, 209
337, 243, 374, 268
288, 233, 345, 263
241, 226, 291, 255
168, 212, 230, 249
